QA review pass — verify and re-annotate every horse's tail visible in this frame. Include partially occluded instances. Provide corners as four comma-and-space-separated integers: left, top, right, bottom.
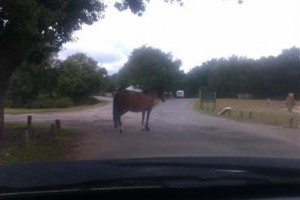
113, 93, 119, 128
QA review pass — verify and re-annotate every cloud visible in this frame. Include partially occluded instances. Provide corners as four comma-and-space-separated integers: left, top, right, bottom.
58, 0, 300, 75
59, 45, 127, 75
88, 51, 123, 64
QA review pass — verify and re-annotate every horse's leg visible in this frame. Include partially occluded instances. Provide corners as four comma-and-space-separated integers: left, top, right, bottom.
114, 117, 120, 133
118, 116, 124, 133
141, 111, 146, 131
145, 109, 152, 131
114, 118, 118, 129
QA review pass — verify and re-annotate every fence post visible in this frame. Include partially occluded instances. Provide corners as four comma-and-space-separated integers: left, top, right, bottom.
55, 119, 61, 132
199, 90, 202, 109
27, 116, 32, 128
213, 91, 216, 109
248, 111, 252, 119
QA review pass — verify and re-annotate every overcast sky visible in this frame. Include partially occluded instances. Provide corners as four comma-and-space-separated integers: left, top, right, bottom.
58, 0, 300, 75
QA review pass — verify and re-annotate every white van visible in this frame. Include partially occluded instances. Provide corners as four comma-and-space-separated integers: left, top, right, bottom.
176, 90, 184, 98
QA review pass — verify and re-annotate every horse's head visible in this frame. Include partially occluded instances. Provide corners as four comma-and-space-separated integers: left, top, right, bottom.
143, 87, 166, 102
157, 87, 166, 102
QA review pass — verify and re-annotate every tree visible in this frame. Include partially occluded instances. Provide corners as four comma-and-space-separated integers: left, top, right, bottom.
118, 46, 182, 90
6, 53, 106, 108
0, 0, 105, 142
56, 53, 107, 102
6, 57, 59, 108
183, 47, 299, 99
114, 0, 183, 16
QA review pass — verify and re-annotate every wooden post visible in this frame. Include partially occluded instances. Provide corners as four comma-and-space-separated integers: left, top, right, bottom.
249, 111, 252, 119
55, 119, 61, 132
199, 90, 202, 108
213, 91, 216, 109
27, 116, 32, 128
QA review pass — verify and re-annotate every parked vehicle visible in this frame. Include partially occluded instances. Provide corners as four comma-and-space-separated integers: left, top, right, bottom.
176, 90, 184, 98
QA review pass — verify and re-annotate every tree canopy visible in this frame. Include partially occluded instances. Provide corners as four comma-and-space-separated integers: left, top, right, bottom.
0, 0, 105, 73
114, 0, 183, 16
118, 46, 183, 90
183, 47, 300, 99
56, 53, 107, 102
6, 53, 107, 108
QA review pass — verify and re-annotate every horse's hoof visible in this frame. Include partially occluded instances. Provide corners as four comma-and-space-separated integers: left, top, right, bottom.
145, 127, 150, 131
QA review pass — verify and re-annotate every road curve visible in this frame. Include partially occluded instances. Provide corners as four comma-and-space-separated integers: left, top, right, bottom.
5, 98, 300, 160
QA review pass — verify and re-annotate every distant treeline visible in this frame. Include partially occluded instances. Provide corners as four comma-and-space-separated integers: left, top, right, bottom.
6, 47, 300, 109
182, 47, 300, 99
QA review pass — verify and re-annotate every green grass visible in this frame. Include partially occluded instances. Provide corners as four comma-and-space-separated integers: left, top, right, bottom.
0, 122, 83, 165
0, 146, 62, 165
5, 100, 106, 114
193, 99, 300, 127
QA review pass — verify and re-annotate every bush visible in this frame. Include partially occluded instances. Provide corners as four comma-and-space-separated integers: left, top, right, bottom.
84, 97, 100, 105
73, 97, 100, 106
6, 94, 99, 109
24, 97, 74, 108
53, 97, 74, 108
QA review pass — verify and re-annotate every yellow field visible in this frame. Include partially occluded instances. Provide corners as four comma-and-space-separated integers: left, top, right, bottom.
194, 99, 300, 128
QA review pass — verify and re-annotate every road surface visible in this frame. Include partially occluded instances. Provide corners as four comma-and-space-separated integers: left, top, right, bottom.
5, 98, 300, 160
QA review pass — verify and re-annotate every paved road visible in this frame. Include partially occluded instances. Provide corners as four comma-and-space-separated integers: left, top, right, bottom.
5, 98, 300, 159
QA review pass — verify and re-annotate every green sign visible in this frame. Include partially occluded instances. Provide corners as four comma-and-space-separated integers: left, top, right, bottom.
199, 90, 216, 109
201, 90, 215, 101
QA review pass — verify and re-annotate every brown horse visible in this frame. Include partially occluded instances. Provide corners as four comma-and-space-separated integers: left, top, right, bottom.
113, 87, 166, 133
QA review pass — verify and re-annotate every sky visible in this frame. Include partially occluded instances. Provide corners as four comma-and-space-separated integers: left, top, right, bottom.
58, 0, 300, 75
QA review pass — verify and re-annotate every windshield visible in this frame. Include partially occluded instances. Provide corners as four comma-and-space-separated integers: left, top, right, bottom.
1, 0, 300, 190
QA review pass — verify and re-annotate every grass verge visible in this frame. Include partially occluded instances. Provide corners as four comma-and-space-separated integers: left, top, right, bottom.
193, 99, 300, 128
5, 100, 106, 115
0, 122, 83, 165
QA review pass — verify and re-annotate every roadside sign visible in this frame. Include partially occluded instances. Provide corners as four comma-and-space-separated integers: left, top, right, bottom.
199, 90, 216, 109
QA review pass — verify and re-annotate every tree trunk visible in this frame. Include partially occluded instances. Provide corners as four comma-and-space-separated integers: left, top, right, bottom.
0, 91, 4, 146
0, 72, 10, 146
